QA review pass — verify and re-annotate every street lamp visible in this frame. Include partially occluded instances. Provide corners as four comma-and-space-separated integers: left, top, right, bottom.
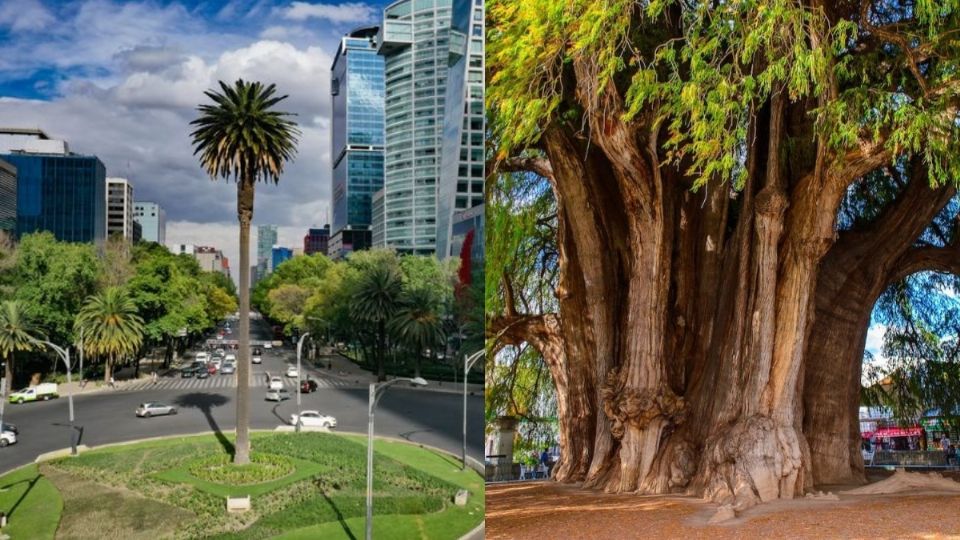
463, 350, 483, 470
366, 376, 427, 540
28, 337, 78, 456
295, 332, 310, 432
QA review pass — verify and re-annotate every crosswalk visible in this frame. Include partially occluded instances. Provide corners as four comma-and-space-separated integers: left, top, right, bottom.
119, 374, 354, 392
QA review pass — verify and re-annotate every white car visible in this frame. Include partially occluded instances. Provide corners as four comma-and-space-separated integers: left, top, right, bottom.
264, 343, 273, 349
0, 430, 17, 447
225, 353, 236, 362
135, 402, 178, 418
268, 376, 284, 390
252, 354, 262, 364
290, 411, 337, 429
195, 352, 209, 362
210, 358, 222, 370
285, 365, 299, 378
265, 388, 290, 402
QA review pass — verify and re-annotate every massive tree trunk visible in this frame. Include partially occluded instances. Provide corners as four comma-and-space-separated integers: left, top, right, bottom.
804, 172, 955, 485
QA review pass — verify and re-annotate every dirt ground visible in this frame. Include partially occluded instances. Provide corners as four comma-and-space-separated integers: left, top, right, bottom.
486, 478, 960, 539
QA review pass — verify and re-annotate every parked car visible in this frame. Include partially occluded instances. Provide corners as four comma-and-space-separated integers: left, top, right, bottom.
220, 362, 236, 375
9, 383, 58, 404
265, 388, 291, 402
135, 402, 177, 418
300, 379, 319, 393
289, 411, 337, 428
268, 376, 284, 390
285, 365, 299, 378
0, 429, 16, 447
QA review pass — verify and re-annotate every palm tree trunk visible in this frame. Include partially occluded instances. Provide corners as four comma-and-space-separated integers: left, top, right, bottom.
104, 353, 112, 384
234, 177, 255, 465
4, 350, 13, 389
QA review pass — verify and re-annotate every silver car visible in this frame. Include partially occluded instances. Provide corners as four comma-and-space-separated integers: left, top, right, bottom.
135, 402, 177, 418
220, 362, 236, 374
265, 388, 291, 402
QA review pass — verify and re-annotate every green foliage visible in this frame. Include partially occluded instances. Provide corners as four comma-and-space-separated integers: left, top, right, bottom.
188, 453, 295, 486
74, 287, 145, 360
190, 79, 300, 184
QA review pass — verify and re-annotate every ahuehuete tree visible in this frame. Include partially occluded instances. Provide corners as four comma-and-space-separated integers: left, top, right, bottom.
487, 0, 960, 511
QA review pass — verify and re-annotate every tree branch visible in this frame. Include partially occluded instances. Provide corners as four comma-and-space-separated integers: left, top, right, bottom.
498, 156, 555, 180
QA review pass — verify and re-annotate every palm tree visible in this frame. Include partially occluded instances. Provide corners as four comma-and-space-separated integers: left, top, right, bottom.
351, 266, 404, 382
0, 301, 38, 415
190, 79, 299, 465
75, 287, 145, 384
389, 289, 445, 380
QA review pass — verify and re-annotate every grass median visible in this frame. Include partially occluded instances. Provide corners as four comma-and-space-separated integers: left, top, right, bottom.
0, 432, 483, 539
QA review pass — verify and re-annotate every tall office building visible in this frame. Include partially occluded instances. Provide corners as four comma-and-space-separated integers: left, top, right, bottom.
436, 0, 485, 258
133, 202, 166, 244
257, 224, 278, 273
331, 27, 386, 234
1, 129, 106, 244
377, 0, 453, 254
371, 188, 385, 248
272, 246, 293, 269
304, 226, 331, 255
0, 158, 15, 239
106, 177, 134, 240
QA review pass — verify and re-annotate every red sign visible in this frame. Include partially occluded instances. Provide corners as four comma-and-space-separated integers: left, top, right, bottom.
862, 426, 923, 439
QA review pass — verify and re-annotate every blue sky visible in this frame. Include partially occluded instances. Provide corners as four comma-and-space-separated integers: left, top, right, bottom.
0, 0, 390, 271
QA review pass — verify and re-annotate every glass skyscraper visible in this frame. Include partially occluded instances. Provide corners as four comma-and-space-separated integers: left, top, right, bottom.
2, 151, 106, 244
257, 224, 277, 273
377, 0, 453, 255
331, 26, 386, 236
0, 158, 15, 238
436, 0, 484, 258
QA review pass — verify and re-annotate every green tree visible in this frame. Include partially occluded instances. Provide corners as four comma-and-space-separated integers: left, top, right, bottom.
75, 287, 145, 383
0, 301, 38, 390
389, 288, 446, 379
190, 79, 299, 464
351, 265, 403, 382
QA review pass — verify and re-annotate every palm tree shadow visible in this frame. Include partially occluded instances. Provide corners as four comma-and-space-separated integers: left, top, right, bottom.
321, 490, 357, 540
2, 475, 39, 520
173, 392, 233, 455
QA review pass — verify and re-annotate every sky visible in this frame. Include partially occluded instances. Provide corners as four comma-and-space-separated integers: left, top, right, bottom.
0, 0, 391, 281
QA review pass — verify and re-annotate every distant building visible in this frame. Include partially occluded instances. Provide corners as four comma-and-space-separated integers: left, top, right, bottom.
133, 202, 166, 244
371, 188, 385, 248
272, 246, 293, 269
257, 225, 278, 273
304, 226, 330, 255
328, 228, 371, 260
132, 220, 142, 243
106, 177, 134, 240
174, 244, 229, 276
250, 264, 259, 288
0, 158, 15, 239
1, 128, 106, 244
330, 26, 384, 243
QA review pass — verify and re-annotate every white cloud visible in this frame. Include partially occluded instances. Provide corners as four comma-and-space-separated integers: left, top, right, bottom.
282, 1, 376, 24
0, 0, 55, 32
864, 324, 887, 357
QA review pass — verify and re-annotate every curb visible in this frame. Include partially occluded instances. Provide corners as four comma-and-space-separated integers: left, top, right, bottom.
459, 521, 485, 540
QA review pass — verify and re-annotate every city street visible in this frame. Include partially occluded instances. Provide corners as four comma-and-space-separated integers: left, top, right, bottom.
1, 316, 484, 474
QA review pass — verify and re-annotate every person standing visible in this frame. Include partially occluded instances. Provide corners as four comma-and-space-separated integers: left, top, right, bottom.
941, 433, 952, 465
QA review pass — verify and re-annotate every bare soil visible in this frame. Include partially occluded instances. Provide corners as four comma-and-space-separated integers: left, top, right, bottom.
486, 479, 960, 539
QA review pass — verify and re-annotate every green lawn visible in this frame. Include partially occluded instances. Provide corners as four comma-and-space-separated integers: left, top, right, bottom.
0, 464, 62, 540
14, 431, 485, 539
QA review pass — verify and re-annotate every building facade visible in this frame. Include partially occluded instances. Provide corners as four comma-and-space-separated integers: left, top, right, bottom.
331, 26, 386, 239
436, 0, 485, 258
1, 149, 106, 244
106, 177, 134, 240
450, 202, 483, 266
257, 225, 278, 273
304, 226, 331, 255
376, 0, 455, 254
328, 228, 372, 260
133, 202, 166, 244
371, 188, 385, 247
272, 246, 293, 269
174, 244, 230, 277
0, 158, 15, 239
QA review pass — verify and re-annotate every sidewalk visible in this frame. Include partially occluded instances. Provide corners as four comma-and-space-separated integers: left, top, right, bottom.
316, 351, 483, 394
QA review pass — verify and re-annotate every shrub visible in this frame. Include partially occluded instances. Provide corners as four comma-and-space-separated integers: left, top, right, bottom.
189, 453, 294, 486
